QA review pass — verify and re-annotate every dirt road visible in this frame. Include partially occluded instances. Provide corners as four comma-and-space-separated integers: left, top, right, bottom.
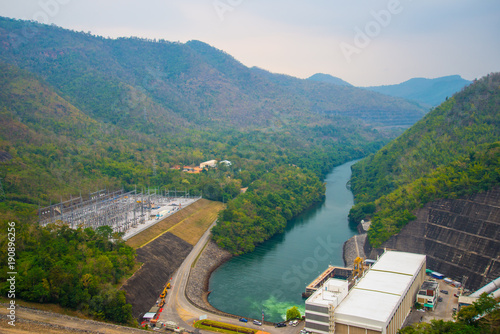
158, 221, 303, 334
0, 304, 145, 334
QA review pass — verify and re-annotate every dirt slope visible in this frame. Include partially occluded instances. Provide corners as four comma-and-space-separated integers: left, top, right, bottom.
121, 232, 193, 319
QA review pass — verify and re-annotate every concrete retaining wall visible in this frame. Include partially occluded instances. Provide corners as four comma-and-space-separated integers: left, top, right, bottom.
370, 187, 500, 291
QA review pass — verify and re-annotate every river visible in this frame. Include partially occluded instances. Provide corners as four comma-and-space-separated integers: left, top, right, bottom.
208, 160, 358, 323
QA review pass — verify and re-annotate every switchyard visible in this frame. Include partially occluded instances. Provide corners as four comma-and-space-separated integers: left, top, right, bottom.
38, 188, 200, 235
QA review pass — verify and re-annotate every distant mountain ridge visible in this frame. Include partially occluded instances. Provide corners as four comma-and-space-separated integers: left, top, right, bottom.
307, 73, 352, 87
364, 75, 472, 107
307, 72, 472, 108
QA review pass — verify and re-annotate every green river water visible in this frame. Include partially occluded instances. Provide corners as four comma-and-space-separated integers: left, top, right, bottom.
208, 160, 358, 323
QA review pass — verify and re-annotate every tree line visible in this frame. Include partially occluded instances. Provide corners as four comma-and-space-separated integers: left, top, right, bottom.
0, 222, 136, 324
211, 165, 325, 254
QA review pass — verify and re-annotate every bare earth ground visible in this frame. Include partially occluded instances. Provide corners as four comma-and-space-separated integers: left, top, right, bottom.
121, 198, 225, 319
0, 304, 145, 334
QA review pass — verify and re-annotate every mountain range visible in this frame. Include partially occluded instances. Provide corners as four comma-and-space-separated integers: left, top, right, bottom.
308, 73, 471, 108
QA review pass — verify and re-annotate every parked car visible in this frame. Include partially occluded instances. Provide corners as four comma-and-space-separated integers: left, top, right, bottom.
275, 322, 286, 327
239, 318, 248, 323
253, 320, 262, 326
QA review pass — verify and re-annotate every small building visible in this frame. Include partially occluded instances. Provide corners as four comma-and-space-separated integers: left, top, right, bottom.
458, 296, 479, 310
305, 278, 350, 334
200, 160, 217, 169
417, 280, 439, 310
220, 160, 232, 166
182, 166, 202, 173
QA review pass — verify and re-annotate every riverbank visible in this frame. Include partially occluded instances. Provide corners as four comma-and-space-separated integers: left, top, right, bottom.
208, 160, 358, 321
342, 233, 367, 267
185, 240, 233, 315
192, 234, 364, 318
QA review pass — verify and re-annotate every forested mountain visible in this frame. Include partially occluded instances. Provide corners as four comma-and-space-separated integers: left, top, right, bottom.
0, 16, 422, 323
0, 16, 432, 220
349, 73, 500, 247
0, 17, 426, 130
307, 73, 353, 87
365, 75, 472, 108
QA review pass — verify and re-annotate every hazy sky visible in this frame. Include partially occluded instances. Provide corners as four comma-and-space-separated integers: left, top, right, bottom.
1, 0, 499, 86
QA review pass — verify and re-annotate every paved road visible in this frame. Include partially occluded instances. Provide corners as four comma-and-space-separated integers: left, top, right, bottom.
158, 221, 302, 334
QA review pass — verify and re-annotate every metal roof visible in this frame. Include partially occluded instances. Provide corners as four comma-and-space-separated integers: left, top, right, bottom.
334, 251, 426, 329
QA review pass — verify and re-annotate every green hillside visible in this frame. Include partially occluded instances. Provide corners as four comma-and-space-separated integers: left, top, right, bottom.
349, 73, 500, 247
0, 17, 426, 131
0, 16, 433, 223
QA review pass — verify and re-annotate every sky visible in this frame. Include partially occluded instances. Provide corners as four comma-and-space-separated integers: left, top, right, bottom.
0, 0, 499, 86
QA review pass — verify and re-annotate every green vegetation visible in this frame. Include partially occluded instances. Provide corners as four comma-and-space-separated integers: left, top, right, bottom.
349, 73, 500, 247
0, 221, 136, 325
0, 17, 431, 326
194, 319, 258, 334
212, 166, 325, 254
400, 294, 500, 334
286, 306, 301, 321
399, 319, 480, 334
456, 293, 499, 328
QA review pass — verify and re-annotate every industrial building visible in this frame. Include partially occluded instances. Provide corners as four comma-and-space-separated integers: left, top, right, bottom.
416, 280, 439, 310
305, 251, 426, 334
303, 266, 352, 298
305, 278, 350, 334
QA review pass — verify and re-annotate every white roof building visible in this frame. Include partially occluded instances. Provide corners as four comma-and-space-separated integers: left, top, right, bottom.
199, 160, 217, 168
333, 251, 426, 334
305, 279, 350, 334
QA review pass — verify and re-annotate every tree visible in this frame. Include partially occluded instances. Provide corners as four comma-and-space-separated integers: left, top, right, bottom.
286, 306, 301, 321
456, 293, 498, 326
399, 319, 480, 333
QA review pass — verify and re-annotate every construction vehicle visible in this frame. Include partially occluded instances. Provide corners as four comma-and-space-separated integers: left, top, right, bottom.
352, 257, 365, 279
160, 286, 168, 298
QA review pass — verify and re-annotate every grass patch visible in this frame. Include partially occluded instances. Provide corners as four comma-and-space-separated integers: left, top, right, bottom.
169, 201, 225, 245
125, 199, 219, 249
194, 319, 263, 334
192, 240, 209, 268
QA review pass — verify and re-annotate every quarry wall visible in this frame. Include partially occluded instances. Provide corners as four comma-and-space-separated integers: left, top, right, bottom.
369, 187, 500, 291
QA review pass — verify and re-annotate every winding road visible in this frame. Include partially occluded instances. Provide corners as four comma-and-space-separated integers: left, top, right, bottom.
158, 221, 302, 334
